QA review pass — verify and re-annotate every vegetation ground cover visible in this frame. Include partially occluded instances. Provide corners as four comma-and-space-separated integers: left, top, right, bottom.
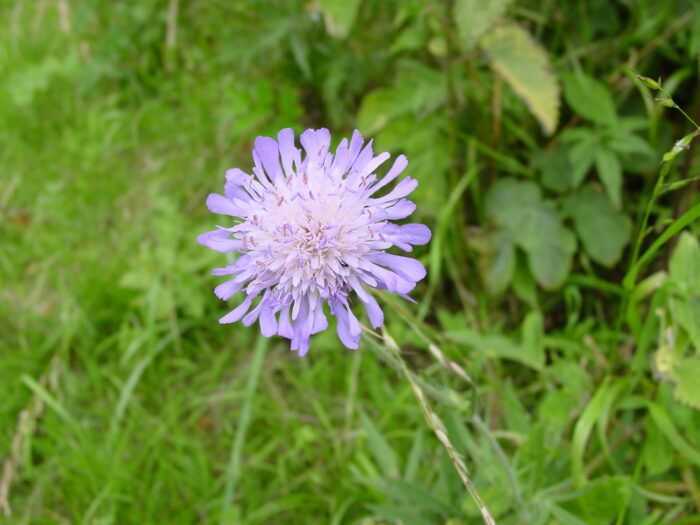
2, 1, 700, 523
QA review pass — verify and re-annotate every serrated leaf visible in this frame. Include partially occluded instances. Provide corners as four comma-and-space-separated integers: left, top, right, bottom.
563, 187, 631, 266
595, 148, 622, 208
671, 358, 700, 409
480, 22, 559, 135
562, 72, 617, 126
319, 0, 362, 39
455, 0, 513, 49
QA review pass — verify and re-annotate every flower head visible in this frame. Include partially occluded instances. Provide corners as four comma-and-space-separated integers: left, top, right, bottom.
199, 128, 431, 355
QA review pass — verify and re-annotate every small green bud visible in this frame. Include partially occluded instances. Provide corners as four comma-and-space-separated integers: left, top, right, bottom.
656, 97, 678, 108
636, 74, 661, 90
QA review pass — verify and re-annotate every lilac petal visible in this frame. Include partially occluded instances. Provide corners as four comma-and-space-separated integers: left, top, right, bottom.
376, 199, 416, 220
363, 261, 416, 294
349, 276, 384, 329
198, 229, 243, 253
335, 303, 361, 350
212, 264, 237, 276
311, 307, 328, 334
277, 128, 299, 176
371, 253, 427, 282
399, 223, 431, 245
357, 152, 390, 179
219, 294, 256, 324
347, 130, 364, 167
254, 136, 282, 183
243, 297, 267, 327
225, 168, 250, 185
206, 193, 241, 216
214, 278, 244, 300
363, 293, 384, 328
314, 128, 331, 155
225, 169, 252, 202
259, 306, 278, 337
330, 138, 349, 179
382, 223, 431, 249
291, 304, 313, 355
351, 139, 374, 176
278, 305, 294, 338
369, 177, 418, 204
299, 129, 319, 159
368, 155, 408, 195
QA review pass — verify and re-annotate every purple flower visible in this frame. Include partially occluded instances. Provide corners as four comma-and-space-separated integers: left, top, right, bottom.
199, 128, 431, 355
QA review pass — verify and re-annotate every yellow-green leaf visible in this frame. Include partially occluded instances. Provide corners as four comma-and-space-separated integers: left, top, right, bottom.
480, 22, 560, 135
455, 0, 513, 50
671, 358, 700, 410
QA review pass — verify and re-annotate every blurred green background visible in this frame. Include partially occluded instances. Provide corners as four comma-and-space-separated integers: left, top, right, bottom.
2, 0, 700, 523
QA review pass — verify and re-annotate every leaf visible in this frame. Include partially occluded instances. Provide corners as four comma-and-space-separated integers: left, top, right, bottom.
319, 0, 363, 39
484, 230, 515, 294
563, 187, 632, 266
455, 0, 513, 49
562, 128, 598, 187
623, 202, 700, 289
642, 416, 674, 475
532, 145, 574, 193
669, 232, 700, 286
670, 358, 700, 410
559, 476, 632, 525
486, 179, 575, 289
520, 311, 545, 369
594, 148, 623, 208
360, 411, 400, 478
480, 22, 559, 135
646, 401, 700, 467
662, 131, 700, 163
562, 72, 617, 126
570, 379, 622, 487
518, 205, 576, 289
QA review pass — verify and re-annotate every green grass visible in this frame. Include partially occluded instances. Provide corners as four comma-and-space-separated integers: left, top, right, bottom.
2, 1, 700, 524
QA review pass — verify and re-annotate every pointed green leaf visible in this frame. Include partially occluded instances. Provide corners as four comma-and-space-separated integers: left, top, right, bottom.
562, 72, 617, 126
480, 22, 560, 135
595, 148, 623, 208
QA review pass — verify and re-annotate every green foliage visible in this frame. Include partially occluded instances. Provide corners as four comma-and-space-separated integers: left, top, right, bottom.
480, 22, 560, 135
455, 0, 513, 49
485, 179, 576, 289
563, 187, 632, 266
2, 0, 700, 523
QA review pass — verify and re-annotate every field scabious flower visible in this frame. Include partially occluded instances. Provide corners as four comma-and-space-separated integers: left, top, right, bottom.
199, 128, 430, 355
